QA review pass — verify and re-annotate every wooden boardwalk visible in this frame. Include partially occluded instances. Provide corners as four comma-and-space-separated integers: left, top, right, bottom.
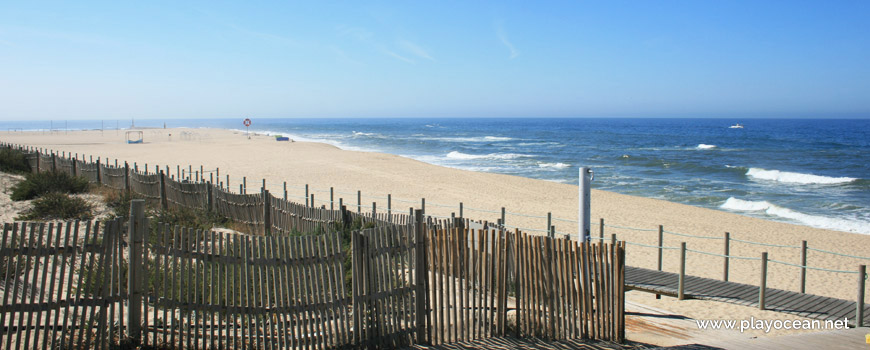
625, 267, 869, 327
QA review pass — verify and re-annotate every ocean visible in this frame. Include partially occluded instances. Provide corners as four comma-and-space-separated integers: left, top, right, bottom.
3, 118, 869, 234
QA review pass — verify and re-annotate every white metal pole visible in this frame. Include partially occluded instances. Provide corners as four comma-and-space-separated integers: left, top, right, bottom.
578, 167, 592, 242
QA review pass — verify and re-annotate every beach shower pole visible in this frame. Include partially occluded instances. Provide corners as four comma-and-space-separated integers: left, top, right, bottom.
578, 167, 592, 242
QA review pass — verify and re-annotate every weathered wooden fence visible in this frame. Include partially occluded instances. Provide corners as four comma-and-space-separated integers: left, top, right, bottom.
425, 225, 625, 345
0, 144, 627, 349
0, 220, 126, 350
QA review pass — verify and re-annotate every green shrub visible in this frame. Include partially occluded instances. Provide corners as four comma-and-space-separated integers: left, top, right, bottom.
10, 171, 89, 201
148, 206, 230, 234
0, 148, 32, 174
17, 192, 93, 220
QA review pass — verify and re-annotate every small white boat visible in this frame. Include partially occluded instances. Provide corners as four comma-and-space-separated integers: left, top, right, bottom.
729, 123, 744, 129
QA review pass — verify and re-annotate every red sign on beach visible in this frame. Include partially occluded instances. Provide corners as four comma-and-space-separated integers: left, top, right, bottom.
243, 118, 252, 127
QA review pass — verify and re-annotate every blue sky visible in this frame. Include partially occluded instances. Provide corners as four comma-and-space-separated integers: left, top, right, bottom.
1, 1, 868, 120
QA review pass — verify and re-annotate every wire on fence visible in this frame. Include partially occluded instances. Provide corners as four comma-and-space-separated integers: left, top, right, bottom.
686, 248, 761, 260
663, 230, 719, 240
604, 223, 657, 232
730, 238, 801, 249
624, 241, 680, 250
768, 258, 860, 274
502, 224, 549, 233
463, 206, 501, 214
807, 246, 870, 261
505, 211, 549, 219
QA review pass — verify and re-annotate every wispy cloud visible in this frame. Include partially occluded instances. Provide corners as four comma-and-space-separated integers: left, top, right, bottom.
383, 49, 415, 64
328, 45, 364, 65
336, 25, 373, 42
335, 24, 416, 64
227, 23, 297, 46
399, 40, 434, 61
193, 7, 297, 46
495, 21, 519, 59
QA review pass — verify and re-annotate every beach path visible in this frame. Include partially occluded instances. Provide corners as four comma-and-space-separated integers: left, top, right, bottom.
626, 266, 869, 327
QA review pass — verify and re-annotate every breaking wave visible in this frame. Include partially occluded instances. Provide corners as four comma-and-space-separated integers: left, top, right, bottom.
746, 168, 858, 185
720, 197, 870, 234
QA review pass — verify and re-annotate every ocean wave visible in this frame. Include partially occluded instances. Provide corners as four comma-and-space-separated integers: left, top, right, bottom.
720, 197, 870, 234
352, 131, 377, 137
746, 168, 858, 185
538, 162, 570, 169
445, 151, 530, 160
696, 144, 717, 150
419, 136, 513, 142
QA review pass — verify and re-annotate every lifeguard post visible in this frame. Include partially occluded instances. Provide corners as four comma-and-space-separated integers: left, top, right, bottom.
126, 130, 144, 144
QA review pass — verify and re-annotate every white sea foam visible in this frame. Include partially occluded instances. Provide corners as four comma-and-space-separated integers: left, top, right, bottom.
696, 144, 717, 150
445, 151, 529, 160
746, 168, 857, 185
538, 162, 570, 169
419, 136, 513, 142
721, 197, 870, 234
352, 131, 377, 137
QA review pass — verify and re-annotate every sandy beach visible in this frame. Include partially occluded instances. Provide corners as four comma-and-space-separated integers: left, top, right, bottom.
2, 127, 868, 341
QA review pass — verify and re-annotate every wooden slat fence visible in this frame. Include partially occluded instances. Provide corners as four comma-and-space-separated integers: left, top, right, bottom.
143, 224, 353, 350
0, 220, 126, 350
164, 177, 209, 211
99, 164, 127, 191
270, 196, 341, 236
37, 154, 53, 173
425, 227, 626, 344
76, 160, 99, 184
352, 224, 419, 349
129, 171, 161, 202
0, 144, 627, 348
55, 157, 74, 177
213, 188, 265, 235
24, 153, 38, 173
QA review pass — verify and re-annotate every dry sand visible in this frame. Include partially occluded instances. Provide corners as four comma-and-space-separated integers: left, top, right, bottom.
3, 127, 868, 342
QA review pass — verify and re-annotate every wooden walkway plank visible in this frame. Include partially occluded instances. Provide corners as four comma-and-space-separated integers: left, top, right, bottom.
625, 266, 868, 326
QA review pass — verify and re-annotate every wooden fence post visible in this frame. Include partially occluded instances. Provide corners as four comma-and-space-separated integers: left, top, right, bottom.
387, 194, 391, 219
459, 202, 463, 218
599, 218, 604, 241
35, 150, 40, 173
263, 189, 272, 236
657, 225, 664, 299
71, 155, 77, 176
759, 252, 768, 310
546, 212, 552, 238
159, 170, 167, 210
800, 240, 807, 293
124, 161, 130, 192
414, 209, 429, 344
723, 232, 730, 281
128, 200, 146, 344
857, 265, 865, 327
206, 181, 213, 212
678, 242, 686, 300
96, 158, 102, 184
51, 152, 56, 171
357, 191, 362, 214
306, 184, 310, 207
